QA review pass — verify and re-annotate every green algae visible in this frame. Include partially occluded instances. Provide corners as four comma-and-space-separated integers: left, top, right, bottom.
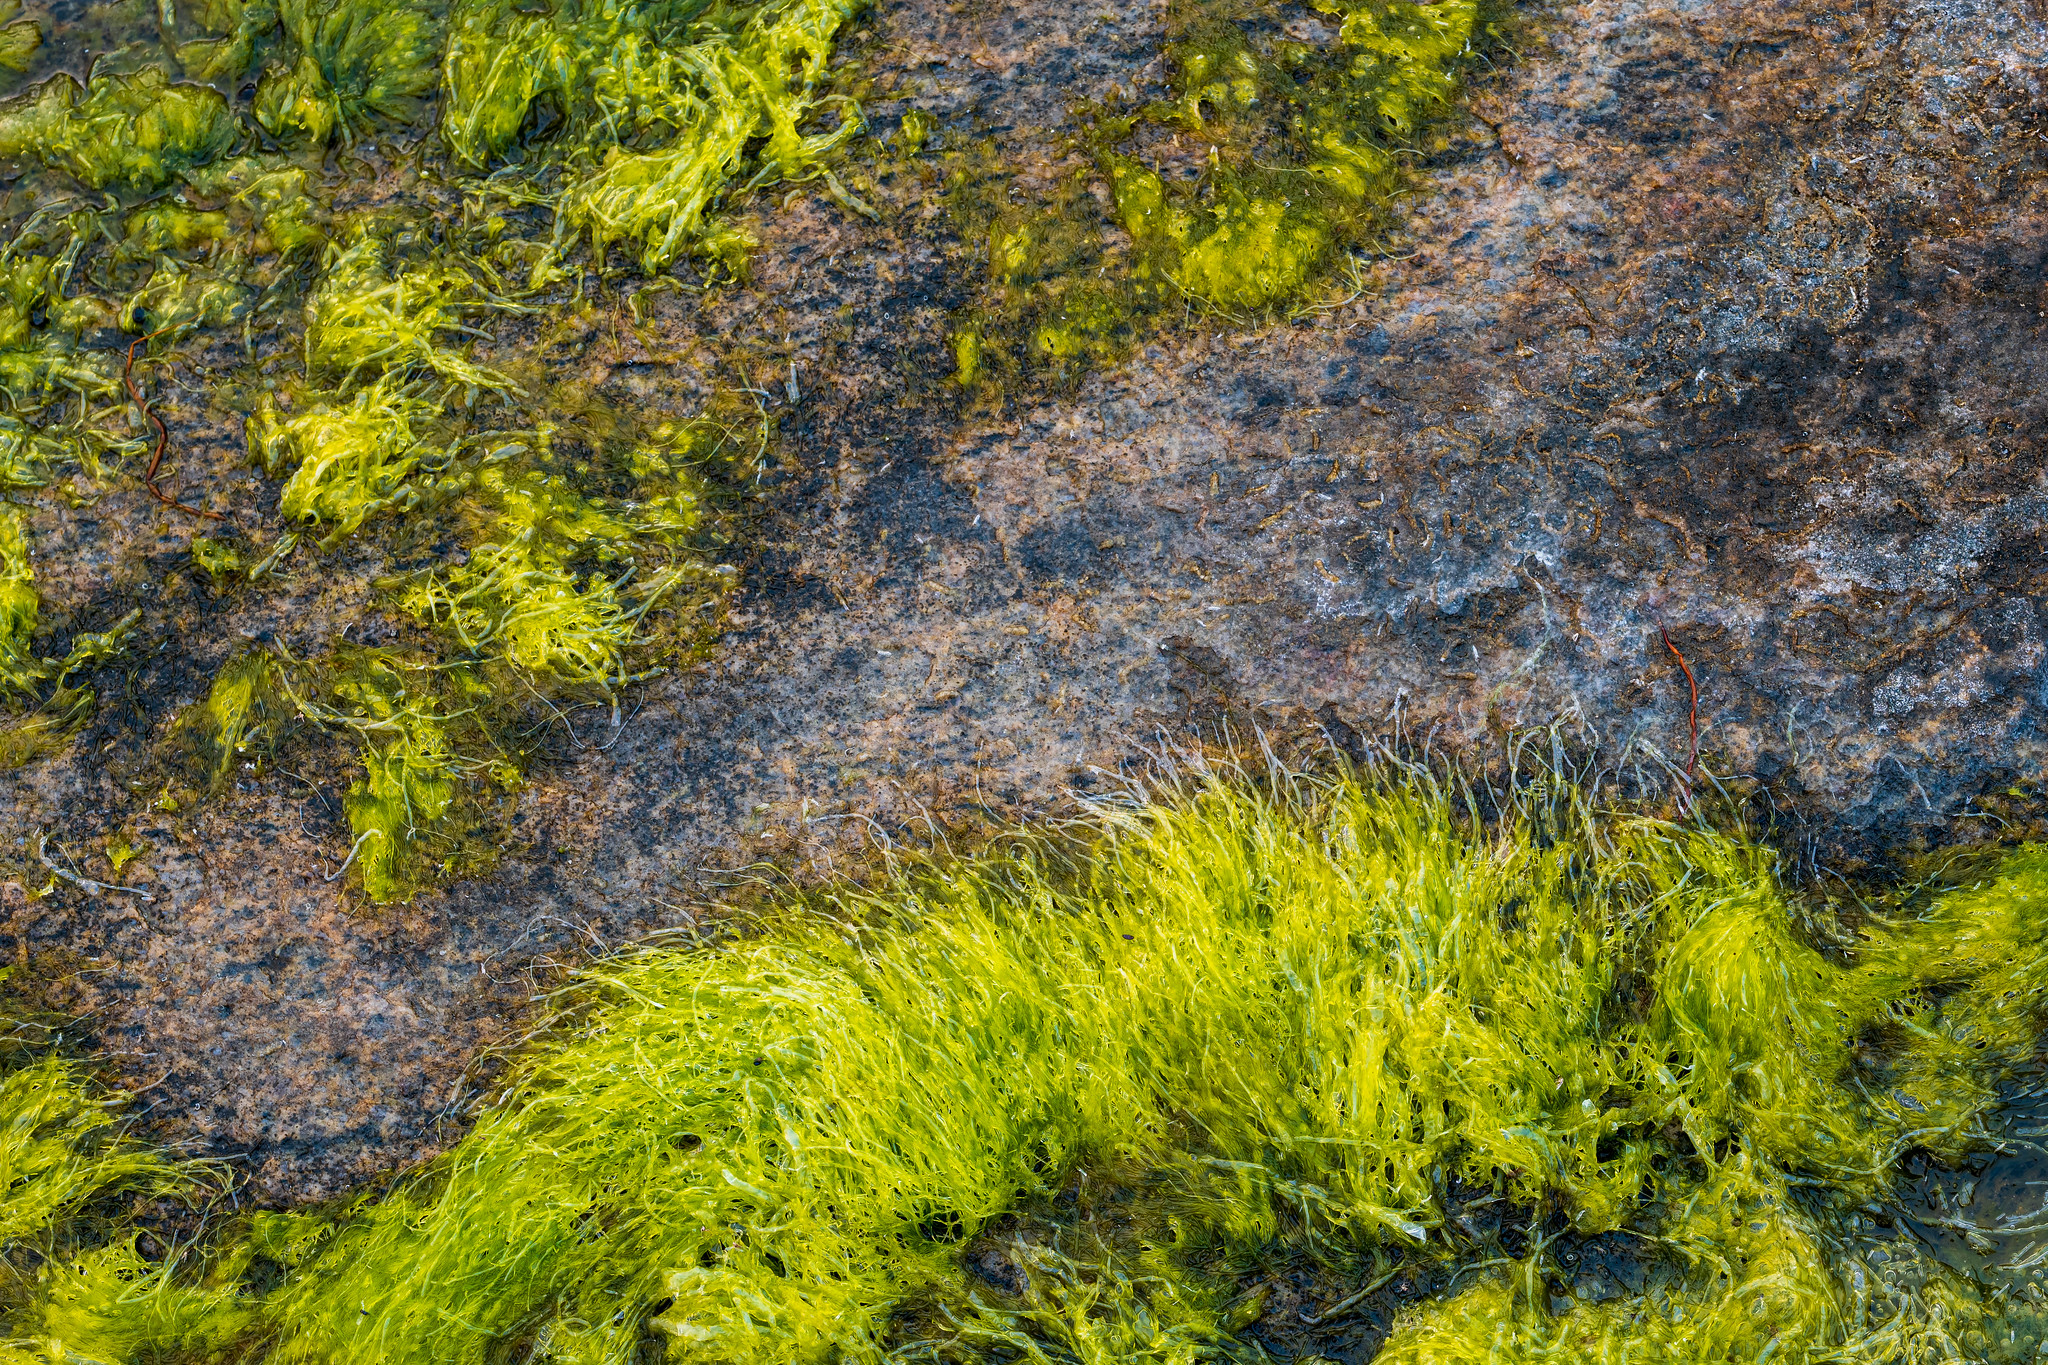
178, 157, 327, 255
0, 1039, 236, 1365
118, 204, 231, 259
14, 1239, 252, 1365
186, 533, 246, 585
252, 377, 449, 541
0, 0, 1441, 912
300, 234, 521, 392
1372, 1158, 1846, 1363
0, 504, 39, 696
0, 0, 863, 898
434, 0, 867, 269
209, 0, 855, 899
0, 7, 2041, 1364
237, 361, 747, 897
0, 2, 40, 75
8, 766, 2048, 1362
170, 648, 287, 784
243, 304, 748, 896
239, 383, 748, 898
0, 1054, 185, 1252
265, 782, 2048, 1364
922, 1242, 1241, 1365
120, 257, 252, 333
944, 0, 1510, 401
249, 644, 513, 900
335, 689, 460, 902
0, 502, 138, 768
440, 0, 865, 271
255, 0, 445, 146
0, 68, 235, 192
0, 218, 120, 411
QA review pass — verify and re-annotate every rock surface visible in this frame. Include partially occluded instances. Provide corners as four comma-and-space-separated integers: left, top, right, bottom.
7, 0, 2048, 1200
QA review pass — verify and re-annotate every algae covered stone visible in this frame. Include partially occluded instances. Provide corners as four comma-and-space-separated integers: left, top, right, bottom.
0, 68, 235, 191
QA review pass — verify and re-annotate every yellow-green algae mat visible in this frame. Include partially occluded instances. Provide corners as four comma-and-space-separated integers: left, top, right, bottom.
0, 0, 1509, 902
5, 766, 2048, 1362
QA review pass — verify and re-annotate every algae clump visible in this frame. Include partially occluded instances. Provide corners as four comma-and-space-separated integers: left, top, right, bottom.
0, 1035, 242, 1365
292, 781, 2048, 1364
441, 0, 866, 271
196, 0, 849, 898
254, 0, 445, 145
949, 0, 1506, 399
0, 0, 39, 74
0, 69, 235, 192
339, 698, 459, 903
0, 1054, 187, 1250
0, 503, 136, 768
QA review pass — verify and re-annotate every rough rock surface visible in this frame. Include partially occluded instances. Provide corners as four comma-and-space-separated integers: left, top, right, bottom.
8, 0, 2048, 1201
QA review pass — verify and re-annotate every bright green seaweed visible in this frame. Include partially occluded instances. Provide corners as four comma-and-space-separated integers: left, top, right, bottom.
0, 1054, 186, 1250
441, 0, 867, 271
8, 767, 2048, 1362
0, 1042, 229, 1365
0, 1047, 243, 1365
0, 68, 235, 192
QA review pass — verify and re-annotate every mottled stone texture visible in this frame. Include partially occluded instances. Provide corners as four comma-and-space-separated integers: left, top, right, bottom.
7, 0, 2048, 1201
